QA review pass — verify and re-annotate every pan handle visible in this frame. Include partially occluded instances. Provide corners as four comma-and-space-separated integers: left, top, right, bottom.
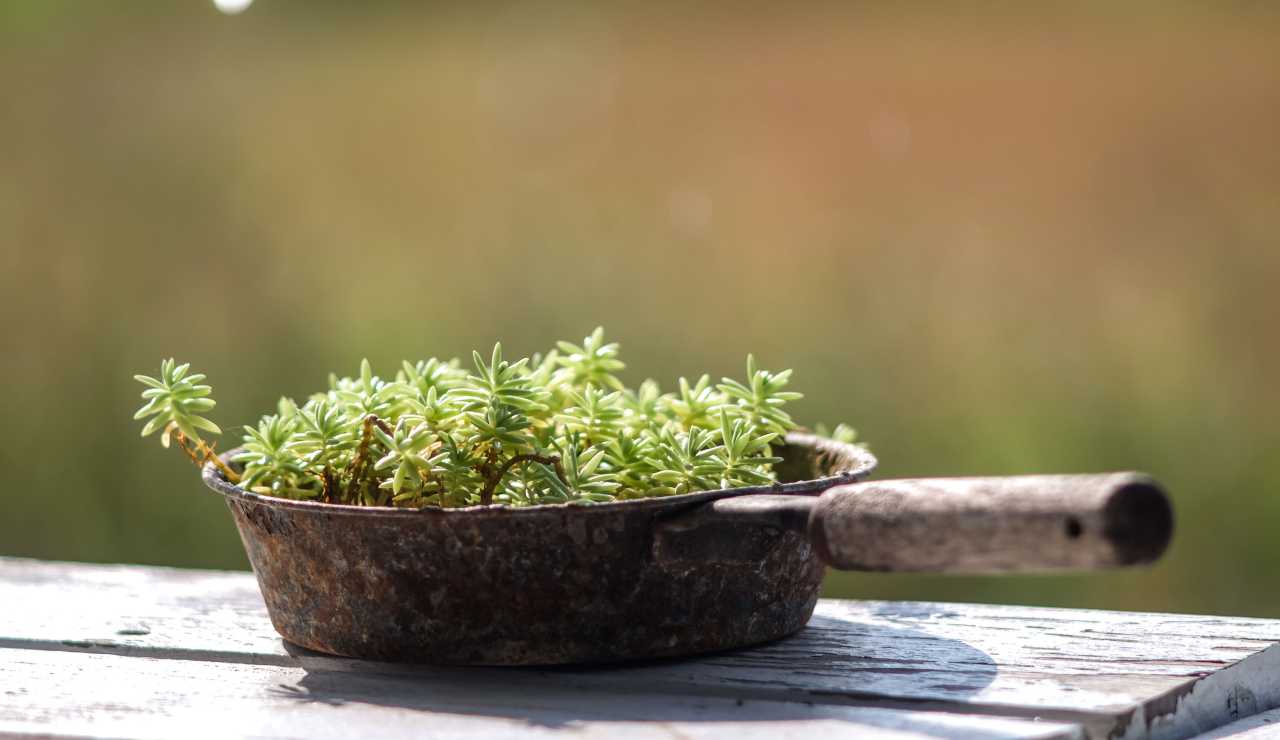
809, 473, 1174, 573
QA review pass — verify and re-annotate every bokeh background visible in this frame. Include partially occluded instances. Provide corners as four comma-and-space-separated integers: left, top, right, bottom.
2, 1, 1277, 616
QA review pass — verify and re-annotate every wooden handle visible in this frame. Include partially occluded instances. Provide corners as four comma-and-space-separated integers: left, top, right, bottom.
808, 473, 1173, 573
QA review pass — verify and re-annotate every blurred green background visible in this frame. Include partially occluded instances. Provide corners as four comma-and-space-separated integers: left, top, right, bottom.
2, 2, 1277, 616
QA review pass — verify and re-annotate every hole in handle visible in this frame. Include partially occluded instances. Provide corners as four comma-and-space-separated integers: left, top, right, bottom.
1103, 479, 1174, 565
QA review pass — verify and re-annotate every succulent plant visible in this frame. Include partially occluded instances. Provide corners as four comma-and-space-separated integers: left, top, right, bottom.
133, 328, 862, 507
134, 359, 239, 482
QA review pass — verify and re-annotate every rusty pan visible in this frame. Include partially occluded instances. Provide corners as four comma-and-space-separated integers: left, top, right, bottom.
202, 433, 1173, 665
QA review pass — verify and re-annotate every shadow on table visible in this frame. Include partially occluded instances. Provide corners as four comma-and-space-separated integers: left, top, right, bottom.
270, 614, 1004, 737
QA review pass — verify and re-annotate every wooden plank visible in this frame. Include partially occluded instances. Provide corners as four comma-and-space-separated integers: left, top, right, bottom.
2, 557, 1278, 739
0, 647, 1083, 739
1138, 644, 1280, 739
1194, 707, 1280, 738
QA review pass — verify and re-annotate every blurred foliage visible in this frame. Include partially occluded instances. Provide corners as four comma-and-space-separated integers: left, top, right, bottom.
1, 2, 1278, 616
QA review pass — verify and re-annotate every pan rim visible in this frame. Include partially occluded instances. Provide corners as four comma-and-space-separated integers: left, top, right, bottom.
201, 431, 877, 517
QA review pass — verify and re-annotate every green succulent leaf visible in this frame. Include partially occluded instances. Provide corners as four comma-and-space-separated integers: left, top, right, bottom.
716, 354, 803, 435
554, 327, 626, 391
133, 359, 222, 447
234, 414, 320, 498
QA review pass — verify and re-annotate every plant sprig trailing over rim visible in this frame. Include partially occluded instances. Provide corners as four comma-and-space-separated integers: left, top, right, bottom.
134, 359, 241, 483
133, 328, 861, 507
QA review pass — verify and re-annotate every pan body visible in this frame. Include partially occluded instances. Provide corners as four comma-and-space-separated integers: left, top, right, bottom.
204, 434, 875, 665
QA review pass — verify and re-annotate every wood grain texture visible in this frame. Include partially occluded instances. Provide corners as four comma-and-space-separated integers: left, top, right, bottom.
1, 557, 1277, 739
810, 474, 1172, 573
0, 647, 1083, 740
1194, 707, 1280, 738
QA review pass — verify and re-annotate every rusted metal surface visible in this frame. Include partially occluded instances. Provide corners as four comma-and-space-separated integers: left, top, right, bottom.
204, 433, 876, 665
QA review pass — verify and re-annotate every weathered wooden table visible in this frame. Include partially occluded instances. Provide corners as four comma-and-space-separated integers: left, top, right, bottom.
3, 557, 1279, 739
